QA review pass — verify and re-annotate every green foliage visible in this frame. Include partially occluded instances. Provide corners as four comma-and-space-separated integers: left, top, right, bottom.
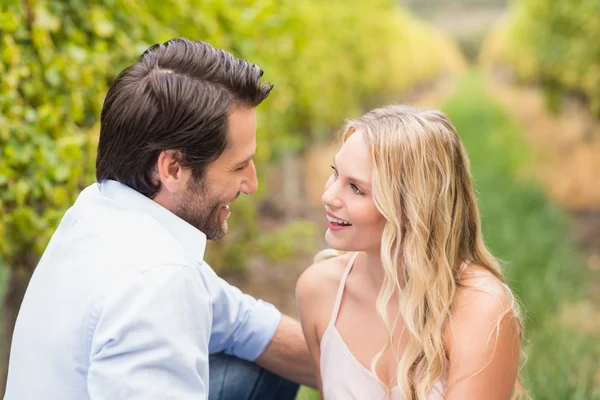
0, 1, 465, 281
256, 220, 318, 262
479, 0, 600, 117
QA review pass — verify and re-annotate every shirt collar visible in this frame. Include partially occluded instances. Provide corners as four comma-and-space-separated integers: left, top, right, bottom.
96, 179, 207, 264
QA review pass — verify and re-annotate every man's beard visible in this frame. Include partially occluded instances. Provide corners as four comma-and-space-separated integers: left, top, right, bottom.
174, 175, 227, 241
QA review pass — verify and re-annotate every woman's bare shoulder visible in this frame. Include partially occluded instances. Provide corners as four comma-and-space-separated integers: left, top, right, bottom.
457, 262, 512, 303
448, 262, 520, 352
296, 252, 352, 298
445, 263, 522, 397
295, 252, 354, 330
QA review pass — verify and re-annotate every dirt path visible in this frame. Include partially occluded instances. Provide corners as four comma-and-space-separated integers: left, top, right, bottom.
232, 76, 460, 317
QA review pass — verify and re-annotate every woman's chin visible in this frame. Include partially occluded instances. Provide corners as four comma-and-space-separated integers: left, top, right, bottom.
324, 231, 347, 251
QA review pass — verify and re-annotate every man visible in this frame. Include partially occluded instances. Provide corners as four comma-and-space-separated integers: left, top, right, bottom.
5, 38, 315, 399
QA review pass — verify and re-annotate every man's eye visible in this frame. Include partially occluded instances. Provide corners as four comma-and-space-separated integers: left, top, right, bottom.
237, 164, 248, 172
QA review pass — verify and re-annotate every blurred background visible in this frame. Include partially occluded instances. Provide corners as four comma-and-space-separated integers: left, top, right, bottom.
1, 0, 599, 398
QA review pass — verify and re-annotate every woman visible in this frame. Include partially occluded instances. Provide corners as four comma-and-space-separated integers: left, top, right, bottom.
296, 105, 528, 399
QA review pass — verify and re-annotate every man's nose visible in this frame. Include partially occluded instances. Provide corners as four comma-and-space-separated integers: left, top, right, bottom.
240, 160, 258, 195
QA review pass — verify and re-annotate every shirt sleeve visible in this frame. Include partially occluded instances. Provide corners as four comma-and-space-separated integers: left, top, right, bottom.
202, 261, 282, 361
87, 264, 211, 400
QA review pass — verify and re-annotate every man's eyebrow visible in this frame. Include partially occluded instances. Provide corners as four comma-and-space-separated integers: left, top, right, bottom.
331, 155, 371, 188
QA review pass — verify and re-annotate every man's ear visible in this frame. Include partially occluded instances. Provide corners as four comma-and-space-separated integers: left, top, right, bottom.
155, 150, 186, 193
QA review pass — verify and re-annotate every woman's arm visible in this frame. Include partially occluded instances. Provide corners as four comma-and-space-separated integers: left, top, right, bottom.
445, 283, 522, 400
295, 266, 327, 397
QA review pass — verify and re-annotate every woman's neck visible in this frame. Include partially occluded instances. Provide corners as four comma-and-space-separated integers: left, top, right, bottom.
360, 250, 404, 327
360, 250, 403, 293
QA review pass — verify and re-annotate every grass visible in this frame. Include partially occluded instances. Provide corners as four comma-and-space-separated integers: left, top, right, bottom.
296, 71, 600, 399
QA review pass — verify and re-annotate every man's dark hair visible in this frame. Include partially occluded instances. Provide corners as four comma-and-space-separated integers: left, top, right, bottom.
96, 38, 273, 198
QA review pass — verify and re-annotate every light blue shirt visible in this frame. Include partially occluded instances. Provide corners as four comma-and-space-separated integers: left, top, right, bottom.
5, 180, 281, 399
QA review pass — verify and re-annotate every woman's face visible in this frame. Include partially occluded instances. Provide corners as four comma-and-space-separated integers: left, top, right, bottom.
322, 131, 387, 253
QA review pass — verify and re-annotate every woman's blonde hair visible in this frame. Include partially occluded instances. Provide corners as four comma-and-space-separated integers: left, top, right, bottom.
317, 105, 527, 399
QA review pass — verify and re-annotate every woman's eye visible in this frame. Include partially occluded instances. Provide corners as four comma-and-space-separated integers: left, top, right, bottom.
351, 183, 365, 196
330, 165, 338, 177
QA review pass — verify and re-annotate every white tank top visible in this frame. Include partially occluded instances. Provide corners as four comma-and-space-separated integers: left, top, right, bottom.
319, 253, 448, 399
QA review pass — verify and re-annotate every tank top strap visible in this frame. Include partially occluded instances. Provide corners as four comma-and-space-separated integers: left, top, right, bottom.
328, 252, 359, 326
460, 259, 471, 271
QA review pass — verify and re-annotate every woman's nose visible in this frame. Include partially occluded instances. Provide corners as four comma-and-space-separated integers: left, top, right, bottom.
322, 176, 343, 209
